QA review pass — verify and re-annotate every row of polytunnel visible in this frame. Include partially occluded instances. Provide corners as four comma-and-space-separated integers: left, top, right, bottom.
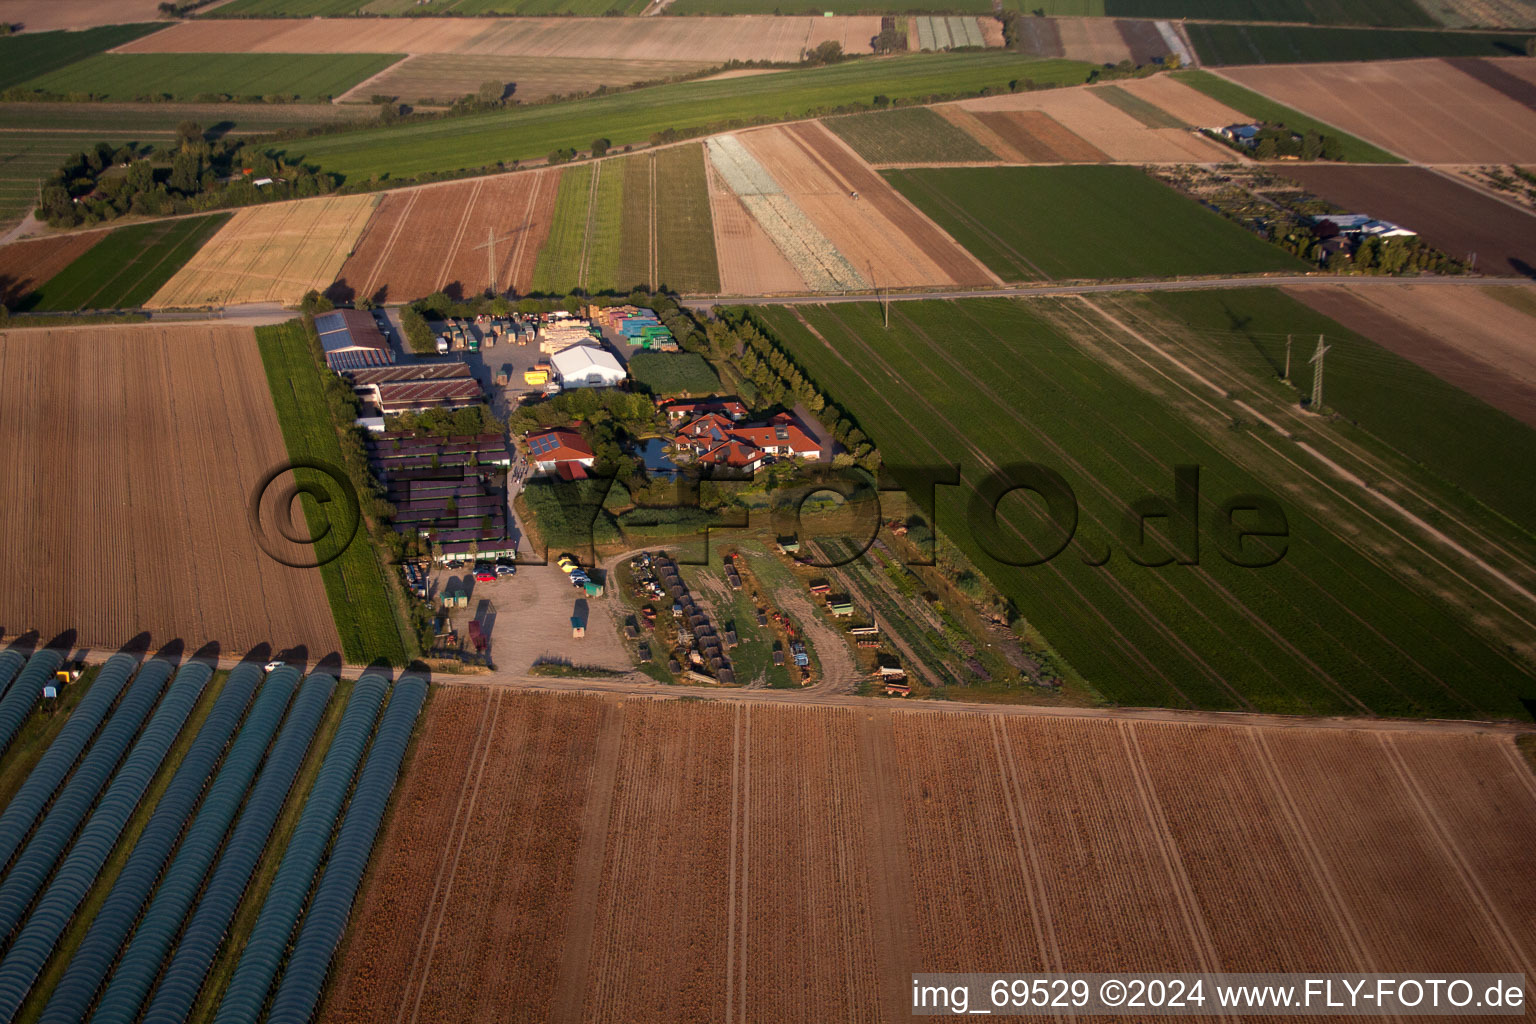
0, 643, 427, 1023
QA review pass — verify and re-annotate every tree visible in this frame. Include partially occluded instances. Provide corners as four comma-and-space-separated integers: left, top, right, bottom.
478, 80, 506, 104
591, 137, 610, 157
804, 40, 844, 66
168, 150, 201, 194
300, 289, 334, 314
175, 120, 203, 147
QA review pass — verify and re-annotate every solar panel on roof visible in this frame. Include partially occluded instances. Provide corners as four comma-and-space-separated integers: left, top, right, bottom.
529, 435, 560, 456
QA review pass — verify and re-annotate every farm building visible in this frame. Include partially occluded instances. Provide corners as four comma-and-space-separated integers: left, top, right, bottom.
1313, 213, 1416, 241
344, 362, 474, 385
315, 309, 393, 372
673, 410, 822, 469
372, 379, 485, 414
527, 427, 596, 477
549, 343, 627, 390
660, 397, 749, 425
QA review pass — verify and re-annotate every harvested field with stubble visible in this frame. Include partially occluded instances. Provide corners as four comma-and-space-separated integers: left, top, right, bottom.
706, 161, 807, 296
1221, 58, 1536, 163
1286, 282, 1536, 429
118, 15, 884, 62
0, 323, 340, 655
0, 230, 107, 306
959, 86, 1233, 161
330, 171, 556, 303
1281, 163, 1536, 277
1108, 73, 1249, 127
738, 123, 997, 289
148, 193, 375, 308
319, 689, 1536, 1024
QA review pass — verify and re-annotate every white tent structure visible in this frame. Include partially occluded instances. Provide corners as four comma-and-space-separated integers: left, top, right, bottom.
550, 343, 627, 389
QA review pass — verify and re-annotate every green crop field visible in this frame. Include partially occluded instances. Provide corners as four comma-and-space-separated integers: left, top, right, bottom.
281, 54, 1093, 183
884, 165, 1305, 281
1002, 0, 1437, 23
0, 102, 376, 228
0, 24, 164, 92
216, 0, 645, 13
531, 164, 595, 295
617, 156, 653, 291
1092, 84, 1186, 128
1187, 23, 1533, 65
1173, 70, 1402, 163
823, 106, 997, 164
629, 351, 723, 395
582, 159, 626, 293
256, 321, 411, 665
669, 0, 992, 11
24, 214, 229, 311
654, 143, 720, 294
756, 297, 1535, 718
1139, 288, 1536, 532
20, 53, 403, 103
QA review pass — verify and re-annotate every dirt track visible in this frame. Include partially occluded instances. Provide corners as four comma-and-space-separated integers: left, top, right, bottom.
320, 685, 1536, 1024
0, 324, 340, 656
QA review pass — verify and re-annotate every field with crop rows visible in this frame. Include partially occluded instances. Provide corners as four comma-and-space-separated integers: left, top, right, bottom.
282, 55, 1094, 183
0, 655, 424, 1024
1141, 286, 1536, 530
531, 146, 719, 295
0, 324, 340, 653
1187, 23, 1532, 64
23, 214, 229, 311
216, 0, 646, 13
148, 193, 377, 308
1004, 0, 1439, 22
0, 231, 108, 307
1285, 282, 1536, 430
330, 171, 557, 303
1218, 60, 1536, 163
823, 106, 999, 164
123, 15, 886, 63
351, 54, 715, 106
320, 687, 1536, 1022
885, 166, 1304, 281
1172, 69, 1403, 162
0, 24, 163, 91
955, 85, 1234, 162
20, 52, 404, 103
628, 351, 722, 395
256, 320, 411, 664
756, 297, 1535, 717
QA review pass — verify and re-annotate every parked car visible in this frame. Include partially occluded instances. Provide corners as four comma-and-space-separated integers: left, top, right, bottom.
263, 660, 284, 673
496, 564, 516, 577
557, 555, 579, 574
448, 560, 464, 569
476, 571, 497, 583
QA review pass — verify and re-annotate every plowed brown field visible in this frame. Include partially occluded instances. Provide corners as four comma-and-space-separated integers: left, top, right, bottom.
1286, 282, 1536, 429
1113, 74, 1248, 129
321, 690, 1536, 1024
1282, 163, 1536, 278
0, 0, 164, 31
0, 230, 108, 306
974, 109, 1110, 162
706, 162, 806, 296
1222, 58, 1536, 164
738, 123, 996, 288
331, 171, 556, 303
147, 194, 375, 308
0, 323, 339, 655
115, 16, 883, 62
960, 87, 1231, 162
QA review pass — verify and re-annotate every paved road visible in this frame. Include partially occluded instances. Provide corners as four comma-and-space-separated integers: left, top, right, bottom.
685, 272, 1526, 309
22, 637, 1533, 738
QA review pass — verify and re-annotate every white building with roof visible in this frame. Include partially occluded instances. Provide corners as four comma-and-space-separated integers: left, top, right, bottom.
549, 343, 627, 390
